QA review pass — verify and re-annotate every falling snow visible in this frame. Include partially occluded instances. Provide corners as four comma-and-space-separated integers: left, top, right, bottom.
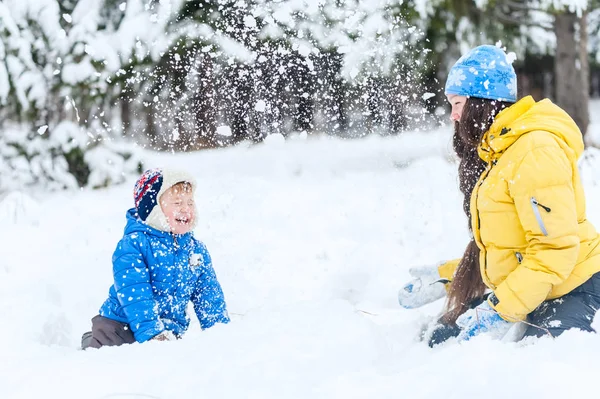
0, 0, 599, 397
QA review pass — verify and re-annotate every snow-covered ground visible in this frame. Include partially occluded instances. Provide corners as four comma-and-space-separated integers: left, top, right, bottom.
588, 99, 600, 147
1, 125, 600, 399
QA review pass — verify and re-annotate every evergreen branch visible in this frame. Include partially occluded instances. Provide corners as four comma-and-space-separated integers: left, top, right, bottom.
498, 0, 548, 14
492, 9, 554, 31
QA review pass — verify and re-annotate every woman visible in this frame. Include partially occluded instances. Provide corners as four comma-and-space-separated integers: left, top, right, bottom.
398, 45, 600, 346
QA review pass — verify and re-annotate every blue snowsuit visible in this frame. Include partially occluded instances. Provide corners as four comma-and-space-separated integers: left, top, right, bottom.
99, 209, 230, 342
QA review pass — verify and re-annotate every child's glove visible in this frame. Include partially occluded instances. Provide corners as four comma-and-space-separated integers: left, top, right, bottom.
152, 330, 176, 342
397, 263, 447, 309
456, 299, 512, 341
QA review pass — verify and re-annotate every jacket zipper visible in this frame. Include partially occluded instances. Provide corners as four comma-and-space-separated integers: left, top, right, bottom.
173, 234, 180, 252
171, 233, 179, 300
515, 251, 523, 263
530, 197, 551, 236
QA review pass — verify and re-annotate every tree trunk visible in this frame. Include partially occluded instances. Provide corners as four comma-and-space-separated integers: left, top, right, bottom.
193, 53, 216, 148
229, 64, 253, 144
145, 103, 157, 147
579, 11, 589, 135
554, 11, 589, 136
292, 56, 315, 133
319, 52, 347, 135
120, 91, 131, 137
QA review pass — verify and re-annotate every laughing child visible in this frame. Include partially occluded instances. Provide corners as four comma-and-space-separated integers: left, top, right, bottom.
81, 168, 230, 349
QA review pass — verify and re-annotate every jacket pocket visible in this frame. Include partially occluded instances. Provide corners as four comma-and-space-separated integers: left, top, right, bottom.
530, 197, 551, 236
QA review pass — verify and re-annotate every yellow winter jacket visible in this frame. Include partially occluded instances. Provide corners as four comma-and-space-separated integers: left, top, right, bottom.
439, 96, 600, 321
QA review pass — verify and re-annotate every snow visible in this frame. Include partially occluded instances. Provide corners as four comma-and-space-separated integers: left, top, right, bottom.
1, 0, 600, 396
37, 125, 48, 135
216, 125, 233, 137
61, 61, 98, 86
542, 0, 589, 15
587, 99, 600, 147
1, 128, 600, 399
0, 121, 141, 193
255, 100, 267, 112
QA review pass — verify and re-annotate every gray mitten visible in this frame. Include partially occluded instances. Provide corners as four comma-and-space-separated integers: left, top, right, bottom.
398, 263, 448, 309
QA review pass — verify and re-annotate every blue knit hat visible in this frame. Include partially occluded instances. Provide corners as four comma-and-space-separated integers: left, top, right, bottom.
133, 168, 197, 231
445, 45, 517, 103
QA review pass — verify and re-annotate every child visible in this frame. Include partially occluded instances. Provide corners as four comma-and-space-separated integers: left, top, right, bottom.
81, 168, 230, 349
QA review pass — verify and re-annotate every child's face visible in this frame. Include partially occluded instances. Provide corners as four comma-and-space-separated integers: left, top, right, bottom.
159, 183, 196, 235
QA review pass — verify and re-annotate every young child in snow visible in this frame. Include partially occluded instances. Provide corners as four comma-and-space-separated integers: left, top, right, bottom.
81, 168, 230, 349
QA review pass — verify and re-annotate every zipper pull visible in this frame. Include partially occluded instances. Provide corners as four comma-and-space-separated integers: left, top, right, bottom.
515, 252, 523, 263
531, 198, 551, 212
530, 197, 550, 236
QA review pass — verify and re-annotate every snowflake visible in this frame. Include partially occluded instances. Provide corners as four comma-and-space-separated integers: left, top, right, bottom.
474, 75, 495, 93
480, 60, 496, 70
548, 320, 562, 328
447, 68, 467, 88
495, 69, 513, 84
461, 56, 480, 67
507, 77, 517, 97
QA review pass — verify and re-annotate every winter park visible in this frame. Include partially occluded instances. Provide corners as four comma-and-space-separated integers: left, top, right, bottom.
3, 0, 600, 398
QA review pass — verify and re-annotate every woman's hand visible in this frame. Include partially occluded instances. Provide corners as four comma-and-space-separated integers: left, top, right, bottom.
456, 300, 512, 341
398, 263, 447, 309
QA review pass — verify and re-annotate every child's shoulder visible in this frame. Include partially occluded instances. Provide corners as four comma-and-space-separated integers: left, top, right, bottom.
112, 231, 151, 264
190, 235, 209, 252
117, 229, 151, 250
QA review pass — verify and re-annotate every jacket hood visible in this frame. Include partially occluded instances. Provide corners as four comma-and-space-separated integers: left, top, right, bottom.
124, 208, 192, 243
142, 169, 198, 232
124, 208, 168, 237
478, 96, 584, 163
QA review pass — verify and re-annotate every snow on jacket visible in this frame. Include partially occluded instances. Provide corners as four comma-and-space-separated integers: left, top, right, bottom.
439, 96, 600, 321
99, 208, 230, 342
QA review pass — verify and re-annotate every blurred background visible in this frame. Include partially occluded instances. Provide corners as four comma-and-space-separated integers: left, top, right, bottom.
1, 0, 599, 193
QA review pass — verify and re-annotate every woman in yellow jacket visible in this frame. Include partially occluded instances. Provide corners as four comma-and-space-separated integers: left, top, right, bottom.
398, 45, 600, 346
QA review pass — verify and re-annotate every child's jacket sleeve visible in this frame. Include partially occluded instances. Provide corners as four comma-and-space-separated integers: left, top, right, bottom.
112, 233, 164, 342
191, 242, 230, 329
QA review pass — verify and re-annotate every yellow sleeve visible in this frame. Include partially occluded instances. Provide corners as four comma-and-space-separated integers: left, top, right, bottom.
493, 145, 580, 321
438, 258, 460, 291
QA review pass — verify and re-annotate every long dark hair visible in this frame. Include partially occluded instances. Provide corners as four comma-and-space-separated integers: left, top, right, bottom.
442, 97, 511, 325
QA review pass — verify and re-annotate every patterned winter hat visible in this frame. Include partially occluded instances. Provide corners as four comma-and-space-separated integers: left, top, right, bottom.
134, 168, 163, 221
133, 168, 197, 231
444, 45, 517, 103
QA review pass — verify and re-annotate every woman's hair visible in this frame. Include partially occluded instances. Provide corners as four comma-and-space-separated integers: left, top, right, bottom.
442, 97, 511, 325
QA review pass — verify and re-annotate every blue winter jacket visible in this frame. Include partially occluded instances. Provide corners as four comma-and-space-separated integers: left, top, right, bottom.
99, 209, 230, 342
